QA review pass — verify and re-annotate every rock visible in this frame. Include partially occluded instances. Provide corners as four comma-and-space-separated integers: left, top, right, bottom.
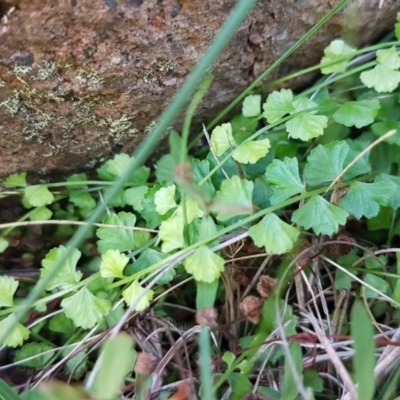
0, 0, 398, 179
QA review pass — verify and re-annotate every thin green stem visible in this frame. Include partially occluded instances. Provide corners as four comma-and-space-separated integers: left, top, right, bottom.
0, 0, 257, 345
207, 0, 350, 130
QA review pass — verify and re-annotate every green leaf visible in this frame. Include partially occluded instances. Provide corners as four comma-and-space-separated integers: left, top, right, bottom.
122, 279, 154, 311
100, 249, 129, 279
90, 334, 136, 400
140, 186, 169, 229
363, 273, 391, 298
29, 206, 52, 221
286, 112, 328, 141
41, 246, 83, 291
304, 141, 349, 186
63, 348, 88, 376
69, 192, 96, 210
376, 46, 400, 69
154, 184, 177, 215
211, 123, 236, 156
124, 186, 148, 212
371, 121, 400, 146
23, 185, 54, 207
395, 13, 400, 40
212, 176, 253, 221
227, 373, 253, 397
3, 172, 27, 188
360, 64, 400, 93
242, 94, 261, 117
192, 159, 216, 198
15, 342, 54, 368
222, 351, 236, 368
67, 174, 96, 210
0, 238, 9, 253
49, 313, 75, 335
281, 342, 303, 400
339, 181, 397, 219
183, 245, 225, 282
249, 213, 300, 255
0, 377, 24, 400
159, 212, 185, 253
96, 212, 137, 253
351, 301, 376, 400
375, 174, 400, 208
262, 88, 294, 123
332, 100, 380, 128
61, 287, 111, 329
292, 195, 349, 235
303, 369, 323, 393
196, 280, 219, 310
260, 297, 296, 336
0, 315, 30, 347
125, 248, 173, 284
155, 154, 176, 184
0, 276, 18, 307
266, 157, 304, 204
343, 139, 371, 180
97, 154, 149, 185
320, 39, 356, 74
392, 254, 400, 303
232, 139, 271, 164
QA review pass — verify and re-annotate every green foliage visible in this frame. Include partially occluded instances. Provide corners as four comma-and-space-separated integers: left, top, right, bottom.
96, 212, 137, 253
40, 246, 83, 291
89, 334, 136, 400
2, 8, 400, 399
249, 213, 300, 254
23, 185, 54, 207
320, 39, 356, 74
122, 279, 154, 310
184, 245, 225, 282
99, 249, 129, 279
61, 287, 111, 329
0, 276, 18, 307
351, 301, 376, 400
292, 195, 349, 235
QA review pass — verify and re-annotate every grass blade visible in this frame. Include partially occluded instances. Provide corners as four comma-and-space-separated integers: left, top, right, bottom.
0, 378, 22, 400
0, 0, 257, 347
351, 300, 376, 400
199, 327, 216, 400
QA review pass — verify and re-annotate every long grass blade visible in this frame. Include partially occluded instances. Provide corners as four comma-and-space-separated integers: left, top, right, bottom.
0, 0, 257, 346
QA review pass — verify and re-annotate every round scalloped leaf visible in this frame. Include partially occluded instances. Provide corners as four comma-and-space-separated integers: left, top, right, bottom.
122, 279, 154, 311
183, 245, 225, 282
211, 123, 236, 156
292, 195, 349, 235
262, 88, 294, 123
61, 287, 111, 329
232, 139, 271, 164
0, 315, 30, 348
100, 249, 129, 279
242, 94, 261, 117
249, 213, 300, 254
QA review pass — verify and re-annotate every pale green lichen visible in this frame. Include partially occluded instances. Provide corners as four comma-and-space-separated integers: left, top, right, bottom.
75, 67, 104, 88
0, 78, 6, 88
31, 61, 59, 81
8, 65, 32, 76
0, 97, 20, 115
157, 59, 176, 72
143, 59, 176, 84
1, 60, 142, 157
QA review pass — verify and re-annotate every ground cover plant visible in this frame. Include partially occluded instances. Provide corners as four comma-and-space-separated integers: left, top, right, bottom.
1, 1, 400, 399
